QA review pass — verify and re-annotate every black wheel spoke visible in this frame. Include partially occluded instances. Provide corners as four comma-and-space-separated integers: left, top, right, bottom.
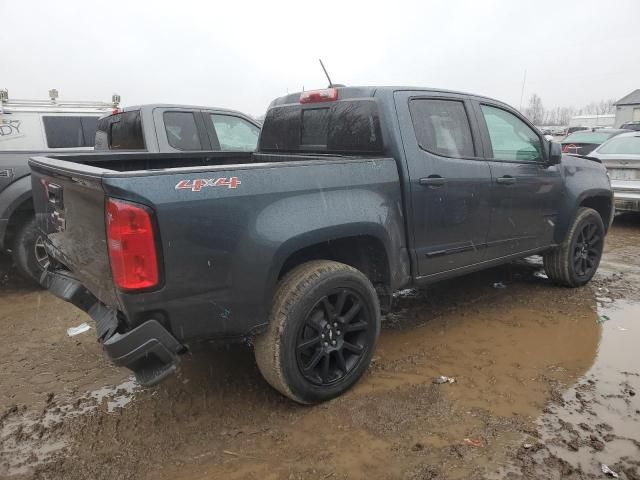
303, 350, 324, 372
320, 354, 330, 382
344, 320, 367, 333
336, 350, 347, 374
322, 298, 335, 320
343, 341, 364, 355
297, 335, 321, 352
335, 290, 348, 316
342, 301, 362, 324
590, 234, 601, 245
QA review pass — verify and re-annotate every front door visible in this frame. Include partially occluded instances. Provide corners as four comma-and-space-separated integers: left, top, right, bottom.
472, 102, 563, 258
395, 92, 492, 277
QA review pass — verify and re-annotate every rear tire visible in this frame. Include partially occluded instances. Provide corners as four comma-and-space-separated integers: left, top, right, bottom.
543, 207, 604, 287
12, 216, 49, 285
254, 260, 380, 404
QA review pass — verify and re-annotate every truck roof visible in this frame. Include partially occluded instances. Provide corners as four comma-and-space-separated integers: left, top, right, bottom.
269, 86, 513, 109
120, 103, 260, 121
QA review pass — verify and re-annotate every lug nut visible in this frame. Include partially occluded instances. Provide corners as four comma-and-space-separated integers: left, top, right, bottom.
321, 333, 325, 339
336, 330, 341, 336
333, 322, 338, 327
324, 342, 329, 347
331, 340, 337, 346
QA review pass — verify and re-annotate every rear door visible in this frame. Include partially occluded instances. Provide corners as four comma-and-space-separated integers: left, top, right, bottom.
394, 91, 492, 277
201, 111, 261, 152
472, 101, 563, 257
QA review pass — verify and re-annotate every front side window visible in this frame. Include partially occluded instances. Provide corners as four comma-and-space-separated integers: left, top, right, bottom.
481, 105, 542, 162
43, 116, 98, 148
409, 99, 475, 158
209, 114, 259, 151
164, 112, 202, 150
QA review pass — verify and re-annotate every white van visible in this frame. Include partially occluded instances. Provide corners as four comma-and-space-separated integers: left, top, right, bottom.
0, 89, 119, 283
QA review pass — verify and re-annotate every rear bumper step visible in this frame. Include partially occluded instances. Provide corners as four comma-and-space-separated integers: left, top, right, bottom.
43, 269, 183, 386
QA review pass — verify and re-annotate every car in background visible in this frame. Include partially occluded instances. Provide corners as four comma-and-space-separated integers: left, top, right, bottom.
589, 131, 640, 212
566, 126, 589, 135
561, 128, 631, 156
620, 121, 640, 132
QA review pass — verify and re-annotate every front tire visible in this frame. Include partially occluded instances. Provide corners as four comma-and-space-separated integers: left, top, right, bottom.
543, 207, 604, 287
12, 216, 49, 285
254, 260, 380, 404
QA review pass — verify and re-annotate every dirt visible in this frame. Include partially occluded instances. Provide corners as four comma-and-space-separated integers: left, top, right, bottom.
1, 214, 639, 480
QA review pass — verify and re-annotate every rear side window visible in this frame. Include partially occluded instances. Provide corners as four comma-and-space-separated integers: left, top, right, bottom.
409, 99, 475, 158
42, 116, 98, 148
209, 114, 259, 151
164, 112, 202, 150
260, 99, 383, 154
98, 111, 144, 150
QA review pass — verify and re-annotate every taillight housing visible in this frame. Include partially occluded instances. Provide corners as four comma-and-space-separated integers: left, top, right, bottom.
299, 88, 338, 104
106, 198, 159, 291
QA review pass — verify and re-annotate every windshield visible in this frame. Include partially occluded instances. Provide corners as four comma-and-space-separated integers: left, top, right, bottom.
597, 135, 640, 154
563, 131, 615, 143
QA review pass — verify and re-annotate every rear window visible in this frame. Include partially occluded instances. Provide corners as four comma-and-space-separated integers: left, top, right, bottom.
563, 132, 614, 144
42, 116, 98, 148
96, 111, 144, 150
259, 99, 383, 154
597, 135, 640, 154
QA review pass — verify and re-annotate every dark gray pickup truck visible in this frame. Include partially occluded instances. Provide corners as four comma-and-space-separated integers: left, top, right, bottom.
29, 86, 613, 404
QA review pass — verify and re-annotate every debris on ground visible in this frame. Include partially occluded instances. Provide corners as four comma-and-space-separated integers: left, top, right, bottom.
492, 282, 507, 289
67, 322, 91, 336
463, 438, 483, 448
597, 315, 610, 324
523, 443, 533, 449
601, 464, 619, 478
533, 271, 548, 280
433, 376, 456, 384
394, 288, 420, 298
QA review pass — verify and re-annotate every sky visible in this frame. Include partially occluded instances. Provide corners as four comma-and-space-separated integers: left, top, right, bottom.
2, 0, 639, 117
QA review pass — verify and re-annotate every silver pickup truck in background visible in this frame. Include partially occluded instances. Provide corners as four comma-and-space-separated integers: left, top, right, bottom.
0, 94, 261, 283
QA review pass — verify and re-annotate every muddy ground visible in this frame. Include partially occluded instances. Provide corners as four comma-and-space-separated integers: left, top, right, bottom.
1, 215, 639, 480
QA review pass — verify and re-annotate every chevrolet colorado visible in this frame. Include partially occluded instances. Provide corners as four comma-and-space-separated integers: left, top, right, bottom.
30, 86, 613, 404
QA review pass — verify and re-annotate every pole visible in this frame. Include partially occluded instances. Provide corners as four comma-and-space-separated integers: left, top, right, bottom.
519, 69, 527, 112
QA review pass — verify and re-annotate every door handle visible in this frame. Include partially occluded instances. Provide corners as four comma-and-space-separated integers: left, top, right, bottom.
419, 175, 446, 187
496, 175, 516, 185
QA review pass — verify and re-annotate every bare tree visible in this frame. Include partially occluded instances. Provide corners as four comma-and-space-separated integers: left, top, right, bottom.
524, 93, 545, 125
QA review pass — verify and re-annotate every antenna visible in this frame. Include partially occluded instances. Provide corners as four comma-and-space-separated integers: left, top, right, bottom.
319, 59, 333, 88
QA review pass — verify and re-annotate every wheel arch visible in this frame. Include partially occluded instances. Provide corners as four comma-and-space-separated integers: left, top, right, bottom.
0, 175, 34, 250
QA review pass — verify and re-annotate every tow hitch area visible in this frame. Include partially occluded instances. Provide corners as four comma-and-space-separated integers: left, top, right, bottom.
43, 269, 183, 386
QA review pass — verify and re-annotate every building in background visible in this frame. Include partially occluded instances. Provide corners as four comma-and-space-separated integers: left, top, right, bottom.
614, 89, 640, 127
568, 114, 615, 128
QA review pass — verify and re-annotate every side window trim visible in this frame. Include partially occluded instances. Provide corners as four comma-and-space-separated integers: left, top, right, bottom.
474, 101, 547, 164
407, 95, 484, 161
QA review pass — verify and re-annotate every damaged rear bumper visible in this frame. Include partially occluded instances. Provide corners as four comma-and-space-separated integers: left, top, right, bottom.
43, 269, 183, 386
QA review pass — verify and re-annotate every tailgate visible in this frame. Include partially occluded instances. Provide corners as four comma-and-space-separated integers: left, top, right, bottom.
29, 156, 118, 307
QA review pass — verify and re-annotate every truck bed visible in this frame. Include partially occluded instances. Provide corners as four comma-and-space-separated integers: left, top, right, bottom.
29, 151, 406, 343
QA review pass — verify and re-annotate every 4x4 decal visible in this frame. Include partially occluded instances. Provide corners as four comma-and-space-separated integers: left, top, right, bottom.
175, 177, 241, 192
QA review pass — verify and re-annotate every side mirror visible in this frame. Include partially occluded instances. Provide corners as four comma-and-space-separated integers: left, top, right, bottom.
548, 142, 562, 165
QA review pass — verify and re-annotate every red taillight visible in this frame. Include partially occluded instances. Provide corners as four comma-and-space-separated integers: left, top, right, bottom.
106, 198, 158, 291
299, 88, 338, 104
